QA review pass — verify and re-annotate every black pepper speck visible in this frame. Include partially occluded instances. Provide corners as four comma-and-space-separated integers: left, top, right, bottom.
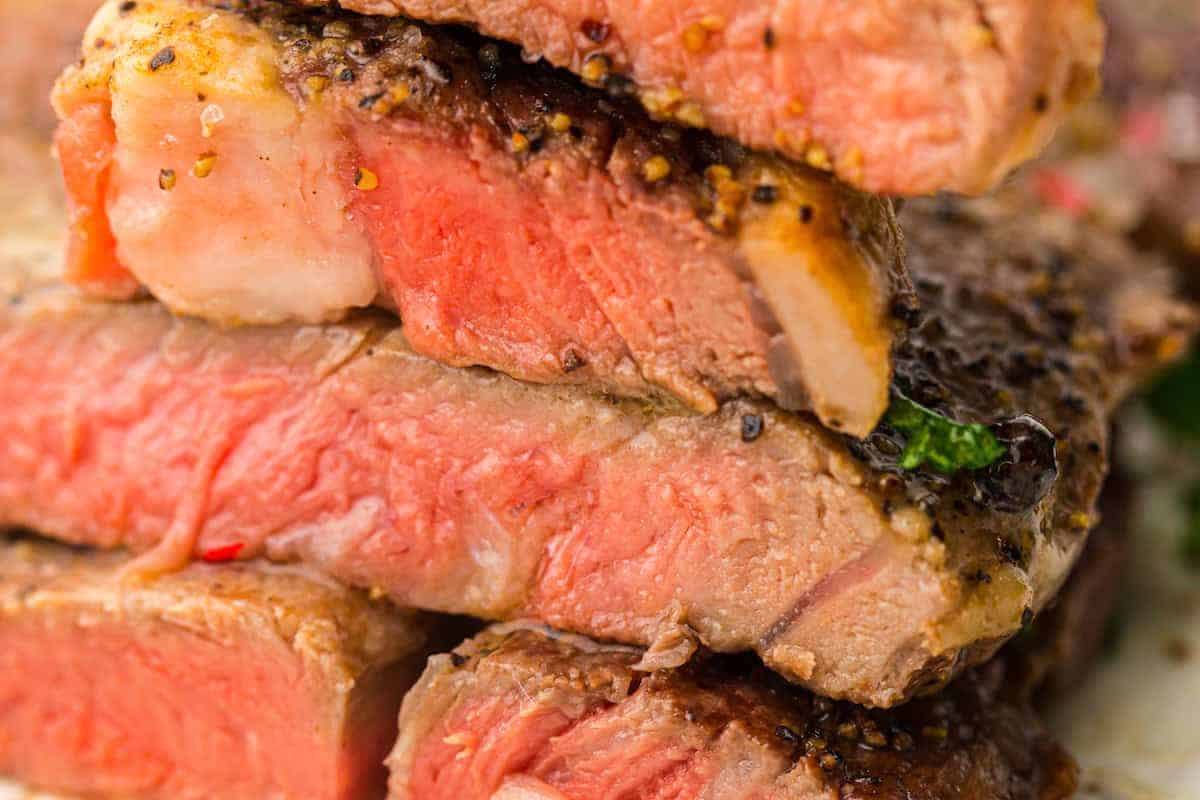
752, 185, 778, 204
148, 46, 175, 71
742, 413, 765, 442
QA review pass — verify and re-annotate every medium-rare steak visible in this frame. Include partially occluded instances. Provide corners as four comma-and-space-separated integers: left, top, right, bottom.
395, 521, 1133, 799
51, 0, 908, 437
228, 0, 1102, 196
399, 516, 1134, 800
388, 623, 1079, 800
0, 193, 1188, 707
0, 534, 433, 800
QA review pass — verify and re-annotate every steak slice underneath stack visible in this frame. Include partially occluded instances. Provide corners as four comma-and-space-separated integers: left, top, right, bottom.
236, 0, 1102, 196
0, 197, 1187, 707
0, 535, 434, 800
53, 0, 907, 437
389, 622, 1079, 800
0, 499, 1123, 800
392, 482, 1131, 800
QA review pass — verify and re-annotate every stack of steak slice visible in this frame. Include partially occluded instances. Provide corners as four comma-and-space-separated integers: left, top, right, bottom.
55, 0, 909, 435
0, 523, 1119, 800
0, 0, 1193, 796
2, 196, 1188, 707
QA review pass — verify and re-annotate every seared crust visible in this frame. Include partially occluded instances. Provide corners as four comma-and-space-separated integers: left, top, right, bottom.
251, 0, 911, 429
215, 0, 1104, 195
241, 0, 901, 250
390, 623, 1078, 800
841, 199, 1195, 697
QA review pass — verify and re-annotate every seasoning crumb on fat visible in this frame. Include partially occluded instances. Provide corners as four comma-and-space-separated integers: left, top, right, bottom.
580, 54, 610, 84
354, 166, 379, 191
191, 152, 217, 178
549, 112, 572, 133
158, 168, 177, 191
641, 155, 671, 183
752, 185, 778, 204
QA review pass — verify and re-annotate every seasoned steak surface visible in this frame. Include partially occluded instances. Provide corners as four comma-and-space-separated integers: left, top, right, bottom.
389, 623, 1078, 800
865, 200, 1179, 597
0, 139, 1191, 706
224, 0, 1104, 195
54, 0, 907, 435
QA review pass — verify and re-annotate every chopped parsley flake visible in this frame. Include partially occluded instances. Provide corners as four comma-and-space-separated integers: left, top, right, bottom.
1146, 350, 1200, 439
885, 394, 1005, 474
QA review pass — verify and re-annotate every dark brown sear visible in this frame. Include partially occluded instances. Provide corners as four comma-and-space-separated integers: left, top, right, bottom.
203, 0, 1104, 197
844, 198, 1194, 693
389, 622, 1080, 800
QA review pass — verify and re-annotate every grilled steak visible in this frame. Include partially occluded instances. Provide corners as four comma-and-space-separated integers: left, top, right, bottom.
52, 0, 907, 436
1006, 468, 1130, 699
230, 0, 1102, 196
390, 518, 1133, 799
0, 182, 1187, 706
0, 0, 98, 131
0, 534, 433, 800
388, 623, 1078, 800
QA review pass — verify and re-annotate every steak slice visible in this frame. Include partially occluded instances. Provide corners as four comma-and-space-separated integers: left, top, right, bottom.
52, 0, 907, 437
232, 0, 1102, 196
0, 192, 1188, 707
0, 534, 433, 800
1007, 468, 1131, 699
388, 623, 1078, 800
391, 515, 1135, 799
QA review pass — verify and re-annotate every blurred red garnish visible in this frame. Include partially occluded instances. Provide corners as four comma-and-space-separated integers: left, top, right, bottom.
1033, 169, 1091, 218
1120, 106, 1163, 151
201, 543, 245, 563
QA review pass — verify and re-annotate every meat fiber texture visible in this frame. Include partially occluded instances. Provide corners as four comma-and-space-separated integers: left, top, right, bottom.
0, 486, 1122, 800
0, 178, 1190, 707
388, 623, 1079, 800
258, 0, 1104, 195
0, 534, 433, 800
51, 0, 909, 438
388, 479, 1131, 800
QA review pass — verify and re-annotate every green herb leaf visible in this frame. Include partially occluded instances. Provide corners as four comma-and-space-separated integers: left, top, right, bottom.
1182, 513, 1200, 569
1181, 483, 1200, 570
885, 394, 1005, 474
1146, 349, 1200, 439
